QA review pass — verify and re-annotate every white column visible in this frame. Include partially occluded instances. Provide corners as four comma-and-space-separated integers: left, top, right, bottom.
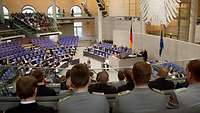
188, 0, 198, 42
52, 0, 57, 21
0, 0, 4, 24
98, 9, 103, 42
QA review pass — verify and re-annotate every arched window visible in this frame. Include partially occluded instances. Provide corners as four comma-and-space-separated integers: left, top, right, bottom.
3, 6, 9, 19
47, 5, 60, 17
22, 5, 36, 13
70, 5, 82, 17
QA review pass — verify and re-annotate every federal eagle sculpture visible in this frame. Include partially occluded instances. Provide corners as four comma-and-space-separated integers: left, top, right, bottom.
141, 0, 181, 26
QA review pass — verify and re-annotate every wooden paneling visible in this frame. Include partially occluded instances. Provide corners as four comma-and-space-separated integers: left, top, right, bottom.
108, 0, 140, 16
146, 1, 192, 41
198, 0, 200, 17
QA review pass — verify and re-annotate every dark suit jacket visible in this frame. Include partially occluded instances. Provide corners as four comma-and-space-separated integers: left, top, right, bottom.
117, 81, 135, 93
88, 83, 117, 94
5, 102, 55, 113
37, 85, 56, 96
175, 81, 189, 89
148, 78, 175, 91
60, 81, 69, 90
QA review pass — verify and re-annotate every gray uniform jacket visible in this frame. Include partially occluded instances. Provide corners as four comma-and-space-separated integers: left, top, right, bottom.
58, 92, 109, 113
176, 84, 200, 108
118, 87, 167, 113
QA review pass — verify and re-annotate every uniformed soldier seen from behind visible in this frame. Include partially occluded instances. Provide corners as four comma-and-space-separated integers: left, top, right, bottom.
58, 64, 109, 113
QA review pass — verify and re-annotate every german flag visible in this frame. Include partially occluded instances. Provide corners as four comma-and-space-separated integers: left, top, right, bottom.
129, 23, 133, 48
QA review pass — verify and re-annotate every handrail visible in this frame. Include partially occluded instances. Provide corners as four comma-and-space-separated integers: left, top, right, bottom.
0, 60, 188, 71
55, 12, 92, 17
13, 22, 33, 36
0, 36, 3, 40
0, 29, 21, 33
0, 65, 132, 70
13, 16, 37, 31
0, 29, 23, 38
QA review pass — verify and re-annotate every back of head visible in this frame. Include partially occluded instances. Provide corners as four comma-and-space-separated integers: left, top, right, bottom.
187, 60, 200, 82
89, 71, 94, 78
123, 69, 133, 82
96, 72, 100, 82
70, 64, 90, 88
31, 68, 44, 83
118, 70, 125, 81
98, 71, 109, 84
132, 61, 152, 85
157, 67, 169, 78
16, 76, 37, 99
65, 69, 71, 79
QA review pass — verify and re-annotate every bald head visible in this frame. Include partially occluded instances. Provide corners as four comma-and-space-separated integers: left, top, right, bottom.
157, 67, 169, 78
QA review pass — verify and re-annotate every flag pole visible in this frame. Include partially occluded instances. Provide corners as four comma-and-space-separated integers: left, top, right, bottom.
161, 26, 163, 64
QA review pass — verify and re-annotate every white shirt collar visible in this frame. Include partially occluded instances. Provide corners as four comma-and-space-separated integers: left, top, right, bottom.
189, 83, 200, 88
20, 100, 36, 104
135, 85, 149, 89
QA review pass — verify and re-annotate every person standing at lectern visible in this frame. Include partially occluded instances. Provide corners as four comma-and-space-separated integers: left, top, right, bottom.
143, 49, 148, 62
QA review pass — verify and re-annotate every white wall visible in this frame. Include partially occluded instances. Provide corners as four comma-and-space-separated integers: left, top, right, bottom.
102, 17, 145, 40
113, 30, 200, 62
102, 17, 115, 40
114, 18, 143, 32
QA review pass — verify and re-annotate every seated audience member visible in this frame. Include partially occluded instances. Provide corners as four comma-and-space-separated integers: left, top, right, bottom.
88, 71, 117, 94
96, 72, 100, 81
176, 60, 200, 108
60, 69, 74, 96
89, 71, 96, 83
31, 69, 56, 96
117, 69, 135, 93
58, 64, 109, 113
60, 70, 71, 90
87, 59, 91, 69
148, 67, 175, 90
5, 76, 55, 113
113, 70, 126, 88
118, 61, 167, 113
175, 81, 189, 89
143, 49, 148, 62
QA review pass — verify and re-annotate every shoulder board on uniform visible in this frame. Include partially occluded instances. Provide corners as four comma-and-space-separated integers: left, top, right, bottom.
174, 88, 187, 94
59, 96, 72, 102
92, 92, 105, 95
118, 90, 131, 96
151, 88, 164, 94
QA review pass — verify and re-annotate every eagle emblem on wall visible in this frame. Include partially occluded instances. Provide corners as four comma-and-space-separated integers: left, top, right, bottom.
141, 0, 181, 26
